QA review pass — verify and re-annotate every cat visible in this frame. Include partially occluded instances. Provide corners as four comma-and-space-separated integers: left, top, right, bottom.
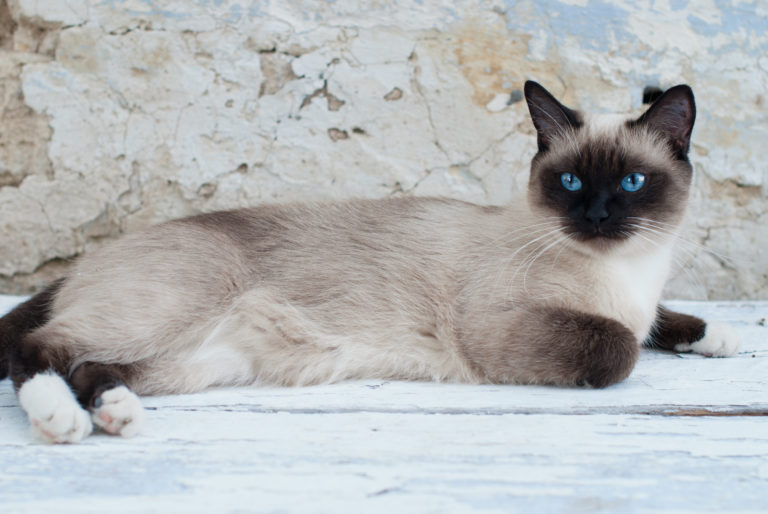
0, 81, 740, 443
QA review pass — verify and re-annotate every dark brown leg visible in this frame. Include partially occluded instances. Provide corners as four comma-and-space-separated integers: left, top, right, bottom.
68, 362, 145, 437
644, 304, 740, 357
532, 308, 639, 388
70, 362, 135, 409
463, 307, 640, 388
10, 330, 93, 443
0, 279, 64, 381
11, 329, 144, 442
644, 305, 706, 351
9, 330, 72, 391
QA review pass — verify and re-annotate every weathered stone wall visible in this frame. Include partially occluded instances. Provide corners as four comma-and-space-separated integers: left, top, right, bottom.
0, 0, 765, 298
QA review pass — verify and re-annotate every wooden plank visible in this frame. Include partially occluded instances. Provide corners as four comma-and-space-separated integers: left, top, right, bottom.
1, 411, 767, 512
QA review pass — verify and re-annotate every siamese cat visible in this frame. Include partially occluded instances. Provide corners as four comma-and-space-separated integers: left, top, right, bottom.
0, 81, 739, 443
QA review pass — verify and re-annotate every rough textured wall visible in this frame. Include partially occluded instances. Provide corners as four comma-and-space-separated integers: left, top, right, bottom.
0, 0, 766, 298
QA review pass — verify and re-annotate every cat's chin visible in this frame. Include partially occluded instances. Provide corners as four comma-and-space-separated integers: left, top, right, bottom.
568, 231, 641, 257
570, 229, 670, 259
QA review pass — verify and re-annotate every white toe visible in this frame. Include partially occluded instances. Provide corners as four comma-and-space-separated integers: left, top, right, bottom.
91, 386, 145, 438
675, 322, 740, 357
18, 372, 93, 443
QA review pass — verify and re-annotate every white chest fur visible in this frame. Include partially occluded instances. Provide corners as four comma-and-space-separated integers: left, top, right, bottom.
588, 244, 673, 342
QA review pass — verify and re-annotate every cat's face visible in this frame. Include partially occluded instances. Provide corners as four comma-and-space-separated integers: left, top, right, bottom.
524, 81, 696, 253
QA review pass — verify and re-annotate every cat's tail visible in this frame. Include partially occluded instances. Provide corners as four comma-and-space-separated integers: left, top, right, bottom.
0, 279, 64, 381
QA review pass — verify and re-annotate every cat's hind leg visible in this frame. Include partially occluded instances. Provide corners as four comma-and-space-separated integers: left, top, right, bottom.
0, 279, 64, 380
17, 372, 93, 443
11, 330, 93, 443
70, 362, 145, 438
645, 305, 740, 357
11, 329, 144, 442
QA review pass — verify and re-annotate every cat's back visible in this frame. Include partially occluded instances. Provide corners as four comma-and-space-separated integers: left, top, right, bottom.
55, 196, 498, 315
220, 196, 500, 310
176, 195, 498, 268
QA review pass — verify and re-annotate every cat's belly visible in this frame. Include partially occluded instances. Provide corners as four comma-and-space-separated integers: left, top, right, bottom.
133, 288, 476, 394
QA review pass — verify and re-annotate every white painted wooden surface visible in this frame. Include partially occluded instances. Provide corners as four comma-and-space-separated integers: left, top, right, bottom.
0, 297, 766, 513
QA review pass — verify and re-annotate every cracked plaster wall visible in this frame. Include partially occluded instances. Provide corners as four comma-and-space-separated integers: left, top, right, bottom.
0, 0, 766, 299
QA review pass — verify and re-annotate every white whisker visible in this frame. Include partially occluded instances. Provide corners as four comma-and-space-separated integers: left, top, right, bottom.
521, 234, 572, 294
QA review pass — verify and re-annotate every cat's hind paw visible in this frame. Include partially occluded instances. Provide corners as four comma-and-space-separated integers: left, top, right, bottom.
674, 322, 740, 357
18, 372, 93, 443
91, 386, 145, 438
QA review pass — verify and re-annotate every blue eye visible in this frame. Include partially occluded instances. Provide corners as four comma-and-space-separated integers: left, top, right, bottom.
621, 173, 646, 192
560, 173, 582, 192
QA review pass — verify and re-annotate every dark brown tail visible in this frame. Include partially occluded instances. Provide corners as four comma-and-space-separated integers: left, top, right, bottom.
0, 279, 64, 380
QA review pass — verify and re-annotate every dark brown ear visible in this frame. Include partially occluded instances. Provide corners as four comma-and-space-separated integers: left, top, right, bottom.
524, 80, 582, 153
632, 85, 696, 159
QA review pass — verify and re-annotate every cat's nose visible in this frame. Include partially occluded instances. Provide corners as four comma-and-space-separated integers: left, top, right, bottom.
585, 197, 610, 227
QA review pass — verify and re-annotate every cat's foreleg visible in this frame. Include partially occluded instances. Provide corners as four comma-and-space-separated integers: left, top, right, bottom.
466, 307, 640, 387
529, 308, 640, 387
70, 362, 145, 438
644, 305, 740, 357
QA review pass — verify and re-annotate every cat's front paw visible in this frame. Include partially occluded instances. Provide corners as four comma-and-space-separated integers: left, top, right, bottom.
91, 386, 145, 438
674, 322, 740, 357
18, 373, 93, 443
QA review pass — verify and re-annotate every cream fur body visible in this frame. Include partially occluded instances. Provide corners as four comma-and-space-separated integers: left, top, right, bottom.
34, 100, 691, 394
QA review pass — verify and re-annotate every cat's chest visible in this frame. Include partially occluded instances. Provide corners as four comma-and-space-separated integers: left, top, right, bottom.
587, 247, 672, 341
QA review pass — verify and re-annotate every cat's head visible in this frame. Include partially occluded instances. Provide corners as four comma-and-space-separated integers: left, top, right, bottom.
523, 81, 696, 254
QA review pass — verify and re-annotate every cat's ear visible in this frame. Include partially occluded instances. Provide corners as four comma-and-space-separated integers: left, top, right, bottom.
632, 85, 696, 159
524, 80, 582, 152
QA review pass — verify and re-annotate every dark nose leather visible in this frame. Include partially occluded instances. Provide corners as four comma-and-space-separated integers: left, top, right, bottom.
585, 195, 610, 226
